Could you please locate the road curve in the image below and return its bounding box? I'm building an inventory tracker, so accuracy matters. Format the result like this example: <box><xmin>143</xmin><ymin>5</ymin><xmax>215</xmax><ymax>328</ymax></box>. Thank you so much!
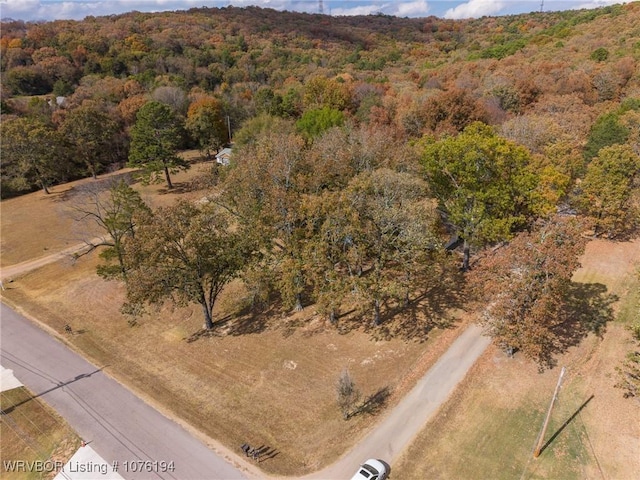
<box><xmin>0</xmin><ymin>302</ymin><xmax>249</xmax><ymax>480</ymax></box>
<box><xmin>306</xmin><ymin>324</ymin><xmax>492</xmax><ymax>480</ymax></box>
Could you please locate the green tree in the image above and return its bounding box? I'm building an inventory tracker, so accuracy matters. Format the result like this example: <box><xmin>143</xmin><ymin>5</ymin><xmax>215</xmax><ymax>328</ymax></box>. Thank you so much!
<box><xmin>590</xmin><ymin>47</ymin><xmax>609</xmax><ymax>62</ymax></box>
<box><xmin>577</xmin><ymin>144</ymin><xmax>640</xmax><ymax>237</ymax></box>
<box><xmin>186</xmin><ymin>96</ymin><xmax>228</xmax><ymax>159</ymax></box>
<box><xmin>296</xmin><ymin>107</ymin><xmax>344</xmax><ymax>139</ymax></box>
<box><xmin>583</xmin><ymin>112</ymin><xmax>629</xmax><ymax>162</ymax></box>
<box><xmin>0</xmin><ymin>117</ymin><xmax>66</xmax><ymax>195</ymax></box>
<box><xmin>3</xmin><ymin>66</ymin><xmax>52</xmax><ymax>95</ymax></box>
<box><xmin>254</xmin><ymin>87</ymin><xmax>284</xmax><ymax>117</ymax></box>
<box><xmin>60</xmin><ymin>103</ymin><xmax>120</xmax><ymax>180</ymax></box>
<box><xmin>128</xmin><ymin>101</ymin><xmax>189</xmax><ymax>189</ymax></box>
<box><xmin>421</xmin><ymin>122</ymin><xmax>539</xmax><ymax>270</ymax></box>
<box><xmin>124</xmin><ymin>201</ymin><xmax>250</xmax><ymax>330</ymax></box>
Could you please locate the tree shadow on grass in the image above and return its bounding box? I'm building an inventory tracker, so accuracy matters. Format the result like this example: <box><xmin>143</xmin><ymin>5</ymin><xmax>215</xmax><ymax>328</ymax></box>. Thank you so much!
<box><xmin>225</xmin><ymin>305</ymin><xmax>276</xmax><ymax>336</ymax></box>
<box><xmin>184</xmin><ymin>305</ymin><xmax>277</xmax><ymax>342</ymax></box>
<box><xmin>346</xmin><ymin>386</ymin><xmax>393</xmax><ymax>420</ymax></box>
<box><xmin>365</xmin><ymin>266</ymin><xmax>466</xmax><ymax>343</ymax></box>
<box><xmin>553</xmin><ymin>281</ymin><xmax>618</xmax><ymax>354</ymax></box>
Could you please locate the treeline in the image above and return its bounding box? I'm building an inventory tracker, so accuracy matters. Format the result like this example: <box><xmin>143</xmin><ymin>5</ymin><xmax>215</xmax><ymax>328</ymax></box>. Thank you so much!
<box><xmin>1</xmin><ymin>3</ymin><xmax>639</xmax><ymax>195</ymax></box>
<box><xmin>83</xmin><ymin>115</ymin><xmax>638</xmax><ymax>369</ymax></box>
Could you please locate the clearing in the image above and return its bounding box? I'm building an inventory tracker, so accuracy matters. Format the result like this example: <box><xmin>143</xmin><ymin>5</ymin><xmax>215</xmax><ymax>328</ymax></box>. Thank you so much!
<box><xmin>392</xmin><ymin>238</ymin><xmax>640</xmax><ymax>479</ymax></box>
<box><xmin>2</xmin><ymin>157</ymin><xmax>638</xmax><ymax>478</ymax></box>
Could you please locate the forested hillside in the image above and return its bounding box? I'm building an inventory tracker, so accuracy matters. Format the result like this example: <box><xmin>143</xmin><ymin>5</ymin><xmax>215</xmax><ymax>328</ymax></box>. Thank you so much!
<box><xmin>2</xmin><ymin>3</ymin><xmax>639</xmax><ymax>370</ymax></box>
<box><xmin>2</xmin><ymin>4</ymin><xmax>639</xmax><ymax>192</ymax></box>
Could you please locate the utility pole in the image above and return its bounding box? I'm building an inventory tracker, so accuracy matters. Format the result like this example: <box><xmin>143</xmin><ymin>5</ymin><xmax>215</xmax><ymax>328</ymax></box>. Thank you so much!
<box><xmin>226</xmin><ymin>115</ymin><xmax>232</xmax><ymax>144</ymax></box>
<box><xmin>533</xmin><ymin>366</ymin><xmax>566</xmax><ymax>458</ymax></box>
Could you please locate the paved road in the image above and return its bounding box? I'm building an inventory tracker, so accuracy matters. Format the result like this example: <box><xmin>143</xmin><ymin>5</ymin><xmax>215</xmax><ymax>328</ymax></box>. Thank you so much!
<box><xmin>1</xmin><ymin>240</ymin><xmax>492</xmax><ymax>480</ymax></box>
<box><xmin>306</xmin><ymin>324</ymin><xmax>492</xmax><ymax>480</ymax></box>
<box><xmin>0</xmin><ymin>302</ymin><xmax>249</xmax><ymax>480</ymax></box>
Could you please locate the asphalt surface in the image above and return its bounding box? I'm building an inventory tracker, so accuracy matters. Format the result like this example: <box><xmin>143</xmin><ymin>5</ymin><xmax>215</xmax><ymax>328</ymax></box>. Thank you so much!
<box><xmin>1</xmin><ymin>242</ymin><xmax>492</xmax><ymax>480</ymax></box>
<box><xmin>0</xmin><ymin>302</ymin><xmax>249</xmax><ymax>480</ymax></box>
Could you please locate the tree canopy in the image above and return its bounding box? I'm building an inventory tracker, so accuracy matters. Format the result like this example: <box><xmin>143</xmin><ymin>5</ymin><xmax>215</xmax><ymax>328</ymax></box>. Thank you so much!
<box><xmin>470</xmin><ymin>218</ymin><xmax>587</xmax><ymax>368</ymax></box>
<box><xmin>577</xmin><ymin>144</ymin><xmax>640</xmax><ymax>237</ymax></box>
<box><xmin>421</xmin><ymin>122</ymin><xmax>540</xmax><ymax>270</ymax></box>
<box><xmin>124</xmin><ymin>200</ymin><xmax>251</xmax><ymax>329</ymax></box>
<box><xmin>128</xmin><ymin>100</ymin><xmax>189</xmax><ymax>189</ymax></box>
<box><xmin>1</xmin><ymin>117</ymin><xmax>66</xmax><ymax>195</ymax></box>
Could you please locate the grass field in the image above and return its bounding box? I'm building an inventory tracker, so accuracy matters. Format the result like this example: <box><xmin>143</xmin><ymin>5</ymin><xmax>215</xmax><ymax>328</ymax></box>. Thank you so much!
<box><xmin>392</xmin><ymin>239</ymin><xmax>640</xmax><ymax>479</ymax></box>
<box><xmin>1</xmin><ymin>255</ymin><xmax>461</xmax><ymax>475</ymax></box>
<box><xmin>0</xmin><ymin>387</ymin><xmax>80</xmax><ymax>480</ymax></box>
<box><xmin>2</xmin><ymin>158</ymin><xmax>638</xmax><ymax>478</ymax></box>
<box><xmin>0</xmin><ymin>159</ymin><xmax>465</xmax><ymax>476</ymax></box>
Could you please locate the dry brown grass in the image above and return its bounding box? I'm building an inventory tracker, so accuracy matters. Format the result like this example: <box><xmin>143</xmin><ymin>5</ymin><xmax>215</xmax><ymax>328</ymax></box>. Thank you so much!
<box><xmin>0</xmin><ymin>387</ymin><xmax>81</xmax><ymax>480</ymax></box>
<box><xmin>0</xmin><ymin>152</ymin><xmax>214</xmax><ymax>267</ymax></box>
<box><xmin>392</xmin><ymin>238</ymin><xmax>640</xmax><ymax>480</ymax></box>
<box><xmin>1</xmin><ymin>255</ymin><xmax>454</xmax><ymax>475</ymax></box>
<box><xmin>0</xmin><ymin>161</ymin><xmax>460</xmax><ymax>476</ymax></box>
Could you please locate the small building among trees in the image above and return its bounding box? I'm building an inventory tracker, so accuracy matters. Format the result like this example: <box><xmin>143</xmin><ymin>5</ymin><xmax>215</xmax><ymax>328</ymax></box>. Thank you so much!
<box><xmin>215</xmin><ymin>147</ymin><xmax>233</xmax><ymax>166</ymax></box>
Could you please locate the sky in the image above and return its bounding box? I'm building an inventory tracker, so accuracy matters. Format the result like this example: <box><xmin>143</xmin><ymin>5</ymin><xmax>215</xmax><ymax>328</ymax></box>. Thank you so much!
<box><xmin>0</xmin><ymin>0</ymin><xmax>622</xmax><ymax>22</ymax></box>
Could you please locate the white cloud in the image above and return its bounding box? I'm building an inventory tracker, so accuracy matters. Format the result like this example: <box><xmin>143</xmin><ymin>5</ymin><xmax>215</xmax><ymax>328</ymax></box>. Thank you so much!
<box><xmin>392</xmin><ymin>0</ymin><xmax>430</xmax><ymax>17</ymax></box>
<box><xmin>0</xmin><ymin>0</ymin><xmax>217</xmax><ymax>21</ymax></box>
<box><xmin>0</xmin><ymin>0</ymin><xmax>619</xmax><ymax>22</ymax></box>
<box><xmin>572</xmin><ymin>0</ymin><xmax>619</xmax><ymax>9</ymax></box>
<box><xmin>444</xmin><ymin>0</ymin><xmax>506</xmax><ymax>19</ymax></box>
<box><xmin>331</xmin><ymin>3</ymin><xmax>382</xmax><ymax>16</ymax></box>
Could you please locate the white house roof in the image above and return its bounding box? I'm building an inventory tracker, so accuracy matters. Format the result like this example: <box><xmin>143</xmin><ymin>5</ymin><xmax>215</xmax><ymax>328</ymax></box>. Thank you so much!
<box><xmin>215</xmin><ymin>147</ymin><xmax>233</xmax><ymax>158</ymax></box>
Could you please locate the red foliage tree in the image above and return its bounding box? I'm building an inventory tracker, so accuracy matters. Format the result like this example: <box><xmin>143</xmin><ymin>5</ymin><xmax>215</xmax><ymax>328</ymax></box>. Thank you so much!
<box><xmin>470</xmin><ymin>218</ymin><xmax>587</xmax><ymax>368</ymax></box>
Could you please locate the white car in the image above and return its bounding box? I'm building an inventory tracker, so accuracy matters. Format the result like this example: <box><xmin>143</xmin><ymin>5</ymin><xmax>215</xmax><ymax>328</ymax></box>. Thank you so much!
<box><xmin>350</xmin><ymin>458</ymin><xmax>388</xmax><ymax>480</ymax></box>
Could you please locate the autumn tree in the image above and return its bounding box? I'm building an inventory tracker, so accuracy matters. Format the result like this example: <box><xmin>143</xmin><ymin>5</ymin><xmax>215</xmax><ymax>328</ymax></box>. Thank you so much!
<box><xmin>185</xmin><ymin>96</ymin><xmax>228</xmax><ymax>159</ymax></box>
<box><xmin>423</xmin><ymin>88</ymin><xmax>487</xmax><ymax>135</ymax></box>
<box><xmin>421</xmin><ymin>122</ymin><xmax>539</xmax><ymax>270</ymax></box>
<box><xmin>343</xmin><ymin>169</ymin><xmax>440</xmax><ymax>325</ymax></box>
<box><xmin>303</xmin><ymin>76</ymin><xmax>351</xmax><ymax>111</ymax></box>
<box><xmin>123</xmin><ymin>200</ymin><xmax>250</xmax><ymax>330</ymax></box>
<box><xmin>0</xmin><ymin>117</ymin><xmax>66</xmax><ymax>195</ymax></box>
<box><xmin>71</xmin><ymin>179</ymin><xmax>151</xmax><ymax>280</ymax></box>
<box><xmin>128</xmin><ymin>101</ymin><xmax>189</xmax><ymax>189</ymax></box>
<box><xmin>470</xmin><ymin>218</ymin><xmax>587</xmax><ymax>368</ymax></box>
<box><xmin>576</xmin><ymin>144</ymin><xmax>640</xmax><ymax>237</ymax></box>
<box><xmin>221</xmin><ymin>131</ymin><xmax>308</xmax><ymax>311</ymax></box>
<box><xmin>60</xmin><ymin>102</ymin><xmax>120</xmax><ymax>180</ymax></box>
<box><xmin>304</xmin><ymin>169</ymin><xmax>441</xmax><ymax>325</ymax></box>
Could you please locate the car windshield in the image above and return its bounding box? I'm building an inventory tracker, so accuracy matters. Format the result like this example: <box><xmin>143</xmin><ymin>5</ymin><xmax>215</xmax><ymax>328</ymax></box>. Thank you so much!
<box><xmin>360</xmin><ymin>464</ymin><xmax>379</xmax><ymax>477</ymax></box>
